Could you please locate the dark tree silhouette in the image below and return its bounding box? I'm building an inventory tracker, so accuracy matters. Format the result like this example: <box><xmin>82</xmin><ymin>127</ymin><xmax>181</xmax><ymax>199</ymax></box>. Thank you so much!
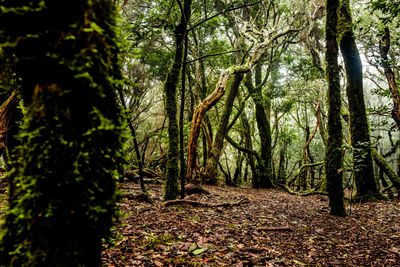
<box><xmin>0</xmin><ymin>0</ymin><xmax>124</xmax><ymax>265</ymax></box>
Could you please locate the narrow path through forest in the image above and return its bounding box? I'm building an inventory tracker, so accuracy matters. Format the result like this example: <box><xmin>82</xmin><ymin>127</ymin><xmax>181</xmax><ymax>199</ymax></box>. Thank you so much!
<box><xmin>101</xmin><ymin>182</ymin><xmax>400</xmax><ymax>266</ymax></box>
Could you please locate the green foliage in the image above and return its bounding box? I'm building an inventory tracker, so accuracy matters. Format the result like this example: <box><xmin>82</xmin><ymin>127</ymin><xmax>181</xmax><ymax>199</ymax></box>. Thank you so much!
<box><xmin>371</xmin><ymin>0</ymin><xmax>400</xmax><ymax>26</ymax></box>
<box><xmin>0</xmin><ymin>0</ymin><xmax>125</xmax><ymax>265</ymax></box>
<box><xmin>283</xmin><ymin>54</ymin><xmax>323</xmax><ymax>81</ymax></box>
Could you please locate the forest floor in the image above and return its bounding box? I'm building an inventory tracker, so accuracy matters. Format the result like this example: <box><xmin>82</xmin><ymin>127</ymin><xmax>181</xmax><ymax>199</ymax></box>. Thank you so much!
<box><xmin>0</xmin><ymin>179</ymin><xmax>399</xmax><ymax>266</ymax></box>
<box><xmin>102</xmin><ymin>181</ymin><xmax>400</xmax><ymax>266</ymax></box>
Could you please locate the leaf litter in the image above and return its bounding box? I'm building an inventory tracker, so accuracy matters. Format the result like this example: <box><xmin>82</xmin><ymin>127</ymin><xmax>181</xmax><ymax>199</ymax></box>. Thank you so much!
<box><xmin>101</xmin><ymin>183</ymin><xmax>400</xmax><ymax>266</ymax></box>
<box><xmin>1</xmin><ymin>179</ymin><xmax>398</xmax><ymax>266</ymax></box>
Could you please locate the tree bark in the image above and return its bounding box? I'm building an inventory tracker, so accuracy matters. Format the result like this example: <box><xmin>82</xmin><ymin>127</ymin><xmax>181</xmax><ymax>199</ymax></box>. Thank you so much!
<box><xmin>379</xmin><ymin>27</ymin><xmax>400</xmax><ymax>130</ymax></box>
<box><xmin>325</xmin><ymin>0</ymin><xmax>346</xmax><ymax>216</ymax></box>
<box><xmin>205</xmin><ymin>73</ymin><xmax>243</xmax><ymax>185</ymax></box>
<box><xmin>338</xmin><ymin>0</ymin><xmax>380</xmax><ymax>201</ymax></box>
<box><xmin>163</xmin><ymin>0</ymin><xmax>192</xmax><ymax>201</ymax></box>
<box><xmin>0</xmin><ymin>0</ymin><xmax>124</xmax><ymax>264</ymax></box>
<box><xmin>245</xmin><ymin>67</ymin><xmax>274</xmax><ymax>188</ymax></box>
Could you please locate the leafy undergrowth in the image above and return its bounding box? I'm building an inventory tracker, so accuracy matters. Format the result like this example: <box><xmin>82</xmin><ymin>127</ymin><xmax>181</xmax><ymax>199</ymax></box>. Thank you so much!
<box><xmin>102</xmin><ymin>182</ymin><xmax>400</xmax><ymax>266</ymax></box>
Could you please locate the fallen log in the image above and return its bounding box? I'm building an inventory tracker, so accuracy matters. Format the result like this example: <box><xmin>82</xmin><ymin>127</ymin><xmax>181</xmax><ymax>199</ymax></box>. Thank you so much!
<box><xmin>163</xmin><ymin>197</ymin><xmax>249</xmax><ymax>207</ymax></box>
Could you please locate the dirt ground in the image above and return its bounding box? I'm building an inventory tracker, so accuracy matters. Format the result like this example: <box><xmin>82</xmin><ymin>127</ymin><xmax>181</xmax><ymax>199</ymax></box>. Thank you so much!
<box><xmin>101</xmin><ymin>182</ymin><xmax>400</xmax><ymax>266</ymax></box>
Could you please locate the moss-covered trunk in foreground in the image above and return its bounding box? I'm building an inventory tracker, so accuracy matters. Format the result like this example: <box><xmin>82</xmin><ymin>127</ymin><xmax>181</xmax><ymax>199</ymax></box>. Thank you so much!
<box><xmin>163</xmin><ymin>0</ymin><xmax>192</xmax><ymax>200</ymax></box>
<box><xmin>0</xmin><ymin>0</ymin><xmax>124</xmax><ymax>265</ymax></box>
<box><xmin>338</xmin><ymin>0</ymin><xmax>381</xmax><ymax>201</ymax></box>
<box><xmin>324</xmin><ymin>0</ymin><xmax>346</xmax><ymax>216</ymax></box>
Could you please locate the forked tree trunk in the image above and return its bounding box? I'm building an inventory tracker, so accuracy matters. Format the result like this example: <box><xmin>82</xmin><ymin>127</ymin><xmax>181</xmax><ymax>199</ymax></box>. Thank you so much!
<box><xmin>205</xmin><ymin>73</ymin><xmax>243</xmax><ymax>185</ymax></box>
<box><xmin>186</xmin><ymin>71</ymin><xmax>232</xmax><ymax>183</ymax></box>
<box><xmin>186</xmin><ymin>28</ymin><xmax>297</xmax><ymax>183</ymax></box>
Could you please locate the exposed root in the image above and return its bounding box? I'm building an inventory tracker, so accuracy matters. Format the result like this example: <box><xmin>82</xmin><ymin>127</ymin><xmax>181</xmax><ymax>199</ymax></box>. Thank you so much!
<box><xmin>163</xmin><ymin>197</ymin><xmax>249</xmax><ymax>207</ymax></box>
<box><xmin>277</xmin><ymin>183</ymin><xmax>327</xmax><ymax>197</ymax></box>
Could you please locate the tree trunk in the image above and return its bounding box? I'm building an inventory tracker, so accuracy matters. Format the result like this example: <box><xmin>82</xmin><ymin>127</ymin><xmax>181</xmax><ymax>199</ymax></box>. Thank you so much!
<box><xmin>185</xmin><ymin>25</ymin><xmax>296</xmax><ymax>184</ymax></box>
<box><xmin>379</xmin><ymin>27</ymin><xmax>400</xmax><ymax>130</ymax></box>
<box><xmin>117</xmin><ymin>89</ymin><xmax>148</xmax><ymax>194</ymax></box>
<box><xmin>186</xmin><ymin>71</ymin><xmax>232</xmax><ymax>184</ymax></box>
<box><xmin>163</xmin><ymin>0</ymin><xmax>192</xmax><ymax>201</ymax></box>
<box><xmin>205</xmin><ymin>73</ymin><xmax>243</xmax><ymax>185</ymax></box>
<box><xmin>278</xmin><ymin>144</ymin><xmax>287</xmax><ymax>184</ymax></box>
<box><xmin>241</xmin><ymin>112</ymin><xmax>258</xmax><ymax>185</ymax></box>
<box><xmin>325</xmin><ymin>0</ymin><xmax>346</xmax><ymax>216</ymax></box>
<box><xmin>245</xmin><ymin>68</ymin><xmax>274</xmax><ymax>188</ymax></box>
<box><xmin>0</xmin><ymin>0</ymin><xmax>124</xmax><ymax>264</ymax></box>
<box><xmin>338</xmin><ymin>0</ymin><xmax>380</xmax><ymax>201</ymax></box>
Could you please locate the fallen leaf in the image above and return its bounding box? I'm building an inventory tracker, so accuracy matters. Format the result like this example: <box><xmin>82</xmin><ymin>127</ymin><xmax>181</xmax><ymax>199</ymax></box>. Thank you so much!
<box><xmin>191</xmin><ymin>247</ymin><xmax>208</xmax><ymax>255</ymax></box>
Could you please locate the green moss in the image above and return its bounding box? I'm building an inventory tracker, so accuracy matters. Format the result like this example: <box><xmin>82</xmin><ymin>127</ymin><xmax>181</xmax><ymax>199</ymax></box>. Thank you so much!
<box><xmin>325</xmin><ymin>0</ymin><xmax>346</xmax><ymax>217</ymax></box>
<box><xmin>163</xmin><ymin>0</ymin><xmax>192</xmax><ymax>201</ymax></box>
<box><xmin>0</xmin><ymin>0</ymin><xmax>125</xmax><ymax>265</ymax></box>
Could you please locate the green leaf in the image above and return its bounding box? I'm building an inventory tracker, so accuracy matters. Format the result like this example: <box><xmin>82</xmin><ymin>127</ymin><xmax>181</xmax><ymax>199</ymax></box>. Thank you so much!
<box><xmin>192</xmin><ymin>247</ymin><xmax>208</xmax><ymax>255</ymax></box>
<box><xmin>188</xmin><ymin>242</ymin><xmax>197</xmax><ymax>252</ymax></box>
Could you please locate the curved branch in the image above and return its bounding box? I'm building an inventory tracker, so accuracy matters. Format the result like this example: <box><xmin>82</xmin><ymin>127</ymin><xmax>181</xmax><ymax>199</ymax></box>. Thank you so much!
<box><xmin>188</xmin><ymin>0</ymin><xmax>265</xmax><ymax>31</ymax></box>
<box><xmin>225</xmin><ymin>134</ymin><xmax>261</xmax><ymax>162</ymax></box>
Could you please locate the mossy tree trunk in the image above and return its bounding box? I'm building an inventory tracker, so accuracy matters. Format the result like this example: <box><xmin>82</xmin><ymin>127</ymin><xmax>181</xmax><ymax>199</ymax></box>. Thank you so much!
<box><xmin>245</xmin><ymin>67</ymin><xmax>274</xmax><ymax>188</ymax></box>
<box><xmin>278</xmin><ymin>144</ymin><xmax>287</xmax><ymax>184</ymax></box>
<box><xmin>338</xmin><ymin>0</ymin><xmax>380</xmax><ymax>201</ymax></box>
<box><xmin>240</xmin><ymin>112</ymin><xmax>258</xmax><ymax>185</ymax></box>
<box><xmin>205</xmin><ymin>73</ymin><xmax>243</xmax><ymax>185</ymax></box>
<box><xmin>0</xmin><ymin>0</ymin><xmax>124</xmax><ymax>265</ymax></box>
<box><xmin>163</xmin><ymin>0</ymin><xmax>192</xmax><ymax>201</ymax></box>
<box><xmin>325</xmin><ymin>0</ymin><xmax>346</xmax><ymax>216</ymax></box>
